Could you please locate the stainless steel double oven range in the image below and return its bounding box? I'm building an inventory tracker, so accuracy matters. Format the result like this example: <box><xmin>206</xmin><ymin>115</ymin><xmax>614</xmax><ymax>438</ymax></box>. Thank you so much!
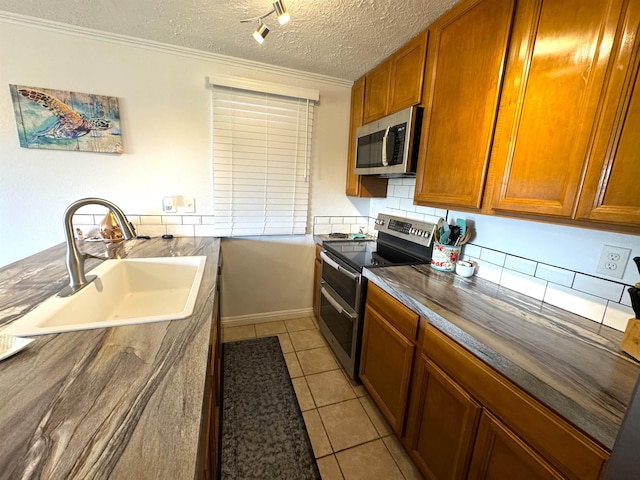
<box><xmin>318</xmin><ymin>213</ymin><xmax>438</xmax><ymax>381</ymax></box>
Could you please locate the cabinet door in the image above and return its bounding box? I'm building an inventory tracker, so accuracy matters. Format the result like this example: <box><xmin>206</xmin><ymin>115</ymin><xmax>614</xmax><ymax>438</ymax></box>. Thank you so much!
<box><xmin>576</xmin><ymin>0</ymin><xmax>640</xmax><ymax>226</ymax></box>
<box><xmin>408</xmin><ymin>355</ymin><xmax>481</xmax><ymax>480</ymax></box>
<box><xmin>345</xmin><ymin>77</ymin><xmax>388</xmax><ymax>197</ymax></box>
<box><xmin>468</xmin><ymin>412</ymin><xmax>564</xmax><ymax>480</ymax></box>
<box><xmin>363</xmin><ymin>60</ymin><xmax>391</xmax><ymax>124</ymax></box>
<box><xmin>388</xmin><ymin>30</ymin><xmax>428</xmax><ymax>113</ymax></box>
<box><xmin>360</xmin><ymin>305</ymin><xmax>415</xmax><ymax>434</ymax></box>
<box><xmin>488</xmin><ymin>0</ymin><xmax>626</xmax><ymax>218</ymax></box>
<box><xmin>414</xmin><ymin>0</ymin><xmax>516</xmax><ymax>209</ymax></box>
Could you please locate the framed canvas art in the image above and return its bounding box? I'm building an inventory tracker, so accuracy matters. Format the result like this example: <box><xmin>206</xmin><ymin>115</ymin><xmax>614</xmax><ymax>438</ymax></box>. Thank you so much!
<box><xmin>9</xmin><ymin>85</ymin><xmax>123</xmax><ymax>154</ymax></box>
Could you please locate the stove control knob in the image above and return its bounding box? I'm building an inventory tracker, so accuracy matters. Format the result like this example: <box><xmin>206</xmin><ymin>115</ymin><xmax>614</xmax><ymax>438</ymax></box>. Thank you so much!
<box><xmin>375</xmin><ymin>219</ymin><xmax>385</xmax><ymax>225</ymax></box>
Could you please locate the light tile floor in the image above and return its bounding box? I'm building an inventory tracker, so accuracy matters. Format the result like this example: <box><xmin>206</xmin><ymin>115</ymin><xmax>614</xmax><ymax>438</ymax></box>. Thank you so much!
<box><xmin>222</xmin><ymin>317</ymin><xmax>424</xmax><ymax>480</ymax></box>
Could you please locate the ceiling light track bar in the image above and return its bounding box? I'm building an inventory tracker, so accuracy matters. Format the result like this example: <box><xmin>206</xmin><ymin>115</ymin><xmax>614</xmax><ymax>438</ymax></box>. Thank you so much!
<box><xmin>239</xmin><ymin>10</ymin><xmax>276</xmax><ymax>24</ymax></box>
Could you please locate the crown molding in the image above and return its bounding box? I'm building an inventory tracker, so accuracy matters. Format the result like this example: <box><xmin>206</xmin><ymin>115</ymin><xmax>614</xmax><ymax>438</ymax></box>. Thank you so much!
<box><xmin>0</xmin><ymin>11</ymin><xmax>353</xmax><ymax>88</ymax></box>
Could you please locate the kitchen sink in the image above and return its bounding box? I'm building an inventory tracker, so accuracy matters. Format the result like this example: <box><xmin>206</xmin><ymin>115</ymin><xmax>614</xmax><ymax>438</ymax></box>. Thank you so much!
<box><xmin>3</xmin><ymin>256</ymin><xmax>207</xmax><ymax>336</ymax></box>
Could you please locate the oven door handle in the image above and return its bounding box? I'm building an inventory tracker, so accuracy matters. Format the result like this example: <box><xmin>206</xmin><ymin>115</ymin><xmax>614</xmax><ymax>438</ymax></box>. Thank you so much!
<box><xmin>321</xmin><ymin>287</ymin><xmax>357</xmax><ymax>320</ymax></box>
<box><xmin>320</xmin><ymin>251</ymin><xmax>360</xmax><ymax>281</ymax></box>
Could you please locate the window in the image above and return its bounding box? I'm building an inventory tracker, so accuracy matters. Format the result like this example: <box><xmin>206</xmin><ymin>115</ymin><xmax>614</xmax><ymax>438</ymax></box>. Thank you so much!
<box><xmin>209</xmin><ymin>77</ymin><xmax>318</xmax><ymax>236</ymax></box>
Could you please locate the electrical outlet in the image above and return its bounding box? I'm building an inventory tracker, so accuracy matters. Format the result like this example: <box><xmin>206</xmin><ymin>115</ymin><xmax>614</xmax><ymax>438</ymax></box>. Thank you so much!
<box><xmin>162</xmin><ymin>196</ymin><xmax>176</xmax><ymax>213</ymax></box>
<box><xmin>596</xmin><ymin>245</ymin><xmax>631</xmax><ymax>279</ymax></box>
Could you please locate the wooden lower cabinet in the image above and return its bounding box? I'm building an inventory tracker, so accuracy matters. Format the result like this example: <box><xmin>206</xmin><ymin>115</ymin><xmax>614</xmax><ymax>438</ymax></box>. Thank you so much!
<box><xmin>359</xmin><ymin>284</ymin><xmax>609</xmax><ymax>480</ymax></box>
<box><xmin>360</xmin><ymin>305</ymin><xmax>415</xmax><ymax>433</ymax></box>
<box><xmin>407</xmin><ymin>355</ymin><xmax>481</xmax><ymax>479</ymax></box>
<box><xmin>360</xmin><ymin>282</ymin><xmax>419</xmax><ymax>434</ymax></box>
<box><xmin>468</xmin><ymin>412</ymin><xmax>564</xmax><ymax>479</ymax></box>
<box><xmin>421</xmin><ymin>324</ymin><xmax>609</xmax><ymax>480</ymax></box>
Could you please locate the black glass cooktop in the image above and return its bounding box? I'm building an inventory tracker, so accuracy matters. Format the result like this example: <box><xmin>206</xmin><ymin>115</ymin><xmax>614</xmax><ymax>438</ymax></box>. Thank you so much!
<box><xmin>322</xmin><ymin>238</ymin><xmax>428</xmax><ymax>272</ymax></box>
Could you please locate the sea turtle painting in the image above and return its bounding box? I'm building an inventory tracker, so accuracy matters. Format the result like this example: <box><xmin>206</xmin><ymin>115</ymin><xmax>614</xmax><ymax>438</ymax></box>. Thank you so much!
<box><xmin>9</xmin><ymin>85</ymin><xmax>123</xmax><ymax>153</ymax></box>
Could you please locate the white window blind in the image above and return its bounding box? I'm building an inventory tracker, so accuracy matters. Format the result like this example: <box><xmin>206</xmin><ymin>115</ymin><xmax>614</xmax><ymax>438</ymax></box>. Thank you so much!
<box><xmin>211</xmin><ymin>85</ymin><xmax>315</xmax><ymax>236</ymax></box>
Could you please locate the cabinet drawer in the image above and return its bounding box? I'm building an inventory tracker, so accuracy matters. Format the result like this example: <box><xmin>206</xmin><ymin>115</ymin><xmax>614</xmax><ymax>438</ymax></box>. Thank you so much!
<box><xmin>424</xmin><ymin>324</ymin><xmax>608</xmax><ymax>480</ymax></box>
<box><xmin>367</xmin><ymin>282</ymin><xmax>419</xmax><ymax>340</ymax></box>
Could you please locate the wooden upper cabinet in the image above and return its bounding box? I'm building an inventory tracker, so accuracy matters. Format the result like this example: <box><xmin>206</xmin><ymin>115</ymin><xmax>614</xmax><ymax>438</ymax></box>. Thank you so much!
<box><xmin>345</xmin><ymin>77</ymin><xmax>387</xmax><ymax>197</ymax></box>
<box><xmin>363</xmin><ymin>61</ymin><xmax>392</xmax><ymax>124</ymax></box>
<box><xmin>576</xmin><ymin>0</ymin><xmax>640</xmax><ymax>227</ymax></box>
<box><xmin>487</xmin><ymin>0</ymin><xmax>626</xmax><ymax>218</ymax></box>
<box><xmin>363</xmin><ymin>30</ymin><xmax>428</xmax><ymax>124</ymax></box>
<box><xmin>414</xmin><ymin>0</ymin><xmax>517</xmax><ymax>209</ymax></box>
<box><xmin>388</xmin><ymin>31</ymin><xmax>428</xmax><ymax>113</ymax></box>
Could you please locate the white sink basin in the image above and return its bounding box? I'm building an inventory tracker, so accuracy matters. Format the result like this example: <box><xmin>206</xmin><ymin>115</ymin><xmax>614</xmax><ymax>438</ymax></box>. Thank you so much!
<box><xmin>3</xmin><ymin>256</ymin><xmax>207</xmax><ymax>336</ymax></box>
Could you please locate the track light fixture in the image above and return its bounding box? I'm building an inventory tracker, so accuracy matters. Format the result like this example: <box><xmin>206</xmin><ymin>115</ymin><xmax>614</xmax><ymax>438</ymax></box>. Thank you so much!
<box><xmin>253</xmin><ymin>21</ymin><xmax>269</xmax><ymax>44</ymax></box>
<box><xmin>241</xmin><ymin>1</ymin><xmax>290</xmax><ymax>44</ymax></box>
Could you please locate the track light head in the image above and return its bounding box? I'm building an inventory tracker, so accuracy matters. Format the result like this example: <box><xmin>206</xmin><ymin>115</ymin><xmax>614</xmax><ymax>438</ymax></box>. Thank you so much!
<box><xmin>253</xmin><ymin>22</ymin><xmax>269</xmax><ymax>44</ymax></box>
<box><xmin>273</xmin><ymin>0</ymin><xmax>290</xmax><ymax>25</ymax></box>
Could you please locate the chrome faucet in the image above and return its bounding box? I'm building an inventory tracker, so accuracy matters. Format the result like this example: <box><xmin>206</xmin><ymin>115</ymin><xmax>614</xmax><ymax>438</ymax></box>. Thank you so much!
<box><xmin>60</xmin><ymin>198</ymin><xmax>136</xmax><ymax>297</ymax></box>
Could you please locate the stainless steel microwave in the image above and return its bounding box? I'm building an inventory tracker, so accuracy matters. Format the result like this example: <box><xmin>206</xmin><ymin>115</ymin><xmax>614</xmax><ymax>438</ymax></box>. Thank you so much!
<box><xmin>354</xmin><ymin>106</ymin><xmax>423</xmax><ymax>176</ymax></box>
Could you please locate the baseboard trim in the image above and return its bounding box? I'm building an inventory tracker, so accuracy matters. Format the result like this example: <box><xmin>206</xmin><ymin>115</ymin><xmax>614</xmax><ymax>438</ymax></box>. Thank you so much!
<box><xmin>222</xmin><ymin>308</ymin><xmax>314</xmax><ymax>327</ymax></box>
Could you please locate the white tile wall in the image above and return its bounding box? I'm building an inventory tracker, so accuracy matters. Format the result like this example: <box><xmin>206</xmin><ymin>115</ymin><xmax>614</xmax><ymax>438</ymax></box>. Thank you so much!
<box><xmin>504</xmin><ymin>255</ymin><xmax>537</xmax><ymax>276</ymax></box>
<box><xmin>72</xmin><ymin>214</ymin><xmax>216</xmax><ymax>239</ymax></box>
<box><xmin>500</xmin><ymin>269</ymin><xmax>547</xmax><ymax>301</ymax></box>
<box><xmin>544</xmin><ymin>283</ymin><xmax>608</xmax><ymax>323</ymax></box>
<box><xmin>312</xmin><ymin>216</ymin><xmax>376</xmax><ymax>237</ymax></box>
<box><xmin>535</xmin><ymin>264</ymin><xmax>575</xmax><ymax>287</ymax></box>
<box><xmin>474</xmin><ymin>258</ymin><xmax>503</xmax><ymax>284</ymax></box>
<box><xmin>372</xmin><ymin>178</ymin><xmax>635</xmax><ymax>333</ymax></box>
<box><xmin>603</xmin><ymin>302</ymin><xmax>635</xmax><ymax>331</ymax></box>
<box><xmin>480</xmin><ymin>249</ymin><xmax>506</xmax><ymax>267</ymax></box>
<box><xmin>572</xmin><ymin>274</ymin><xmax>624</xmax><ymax>302</ymax></box>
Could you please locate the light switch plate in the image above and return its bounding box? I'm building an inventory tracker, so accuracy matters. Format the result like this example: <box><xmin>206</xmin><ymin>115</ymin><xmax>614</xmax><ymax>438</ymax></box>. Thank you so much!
<box><xmin>183</xmin><ymin>197</ymin><xmax>196</xmax><ymax>213</ymax></box>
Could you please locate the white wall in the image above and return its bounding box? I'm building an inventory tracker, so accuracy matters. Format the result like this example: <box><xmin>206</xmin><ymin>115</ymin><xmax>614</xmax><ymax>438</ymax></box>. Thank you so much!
<box><xmin>0</xmin><ymin>14</ymin><xmax>373</xmax><ymax>320</ymax></box>
<box><xmin>0</xmin><ymin>15</ymin><xmax>370</xmax><ymax>266</ymax></box>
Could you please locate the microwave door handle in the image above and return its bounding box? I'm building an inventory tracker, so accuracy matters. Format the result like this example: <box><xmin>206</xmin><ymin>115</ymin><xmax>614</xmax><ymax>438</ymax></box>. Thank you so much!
<box><xmin>381</xmin><ymin>126</ymin><xmax>391</xmax><ymax>166</ymax></box>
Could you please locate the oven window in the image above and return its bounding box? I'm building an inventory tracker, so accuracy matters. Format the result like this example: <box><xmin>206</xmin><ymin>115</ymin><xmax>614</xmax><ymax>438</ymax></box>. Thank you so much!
<box><xmin>320</xmin><ymin>294</ymin><xmax>355</xmax><ymax>357</ymax></box>
<box><xmin>322</xmin><ymin>262</ymin><xmax>358</xmax><ymax>307</ymax></box>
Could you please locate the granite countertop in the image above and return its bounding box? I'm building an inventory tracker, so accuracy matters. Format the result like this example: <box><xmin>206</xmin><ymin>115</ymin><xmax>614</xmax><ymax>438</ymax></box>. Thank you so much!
<box><xmin>362</xmin><ymin>264</ymin><xmax>640</xmax><ymax>451</ymax></box>
<box><xmin>0</xmin><ymin>237</ymin><xmax>221</xmax><ymax>479</ymax></box>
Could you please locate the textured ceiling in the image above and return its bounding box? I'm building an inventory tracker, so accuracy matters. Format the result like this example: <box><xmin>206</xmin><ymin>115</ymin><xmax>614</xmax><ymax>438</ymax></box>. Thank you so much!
<box><xmin>0</xmin><ymin>0</ymin><xmax>460</xmax><ymax>81</ymax></box>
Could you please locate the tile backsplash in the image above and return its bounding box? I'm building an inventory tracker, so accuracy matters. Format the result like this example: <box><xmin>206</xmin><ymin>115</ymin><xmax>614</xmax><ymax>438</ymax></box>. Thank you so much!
<box><xmin>369</xmin><ymin>177</ymin><xmax>637</xmax><ymax>333</ymax></box>
<box><xmin>312</xmin><ymin>216</ymin><xmax>377</xmax><ymax>236</ymax></box>
<box><xmin>72</xmin><ymin>214</ymin><xmax>216</xmax><ymax>238</ymax></box>
<box><xmin>462</xmin><ymin>243</ymin><xmax>634</xmax><ymax>331</ymax></box>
